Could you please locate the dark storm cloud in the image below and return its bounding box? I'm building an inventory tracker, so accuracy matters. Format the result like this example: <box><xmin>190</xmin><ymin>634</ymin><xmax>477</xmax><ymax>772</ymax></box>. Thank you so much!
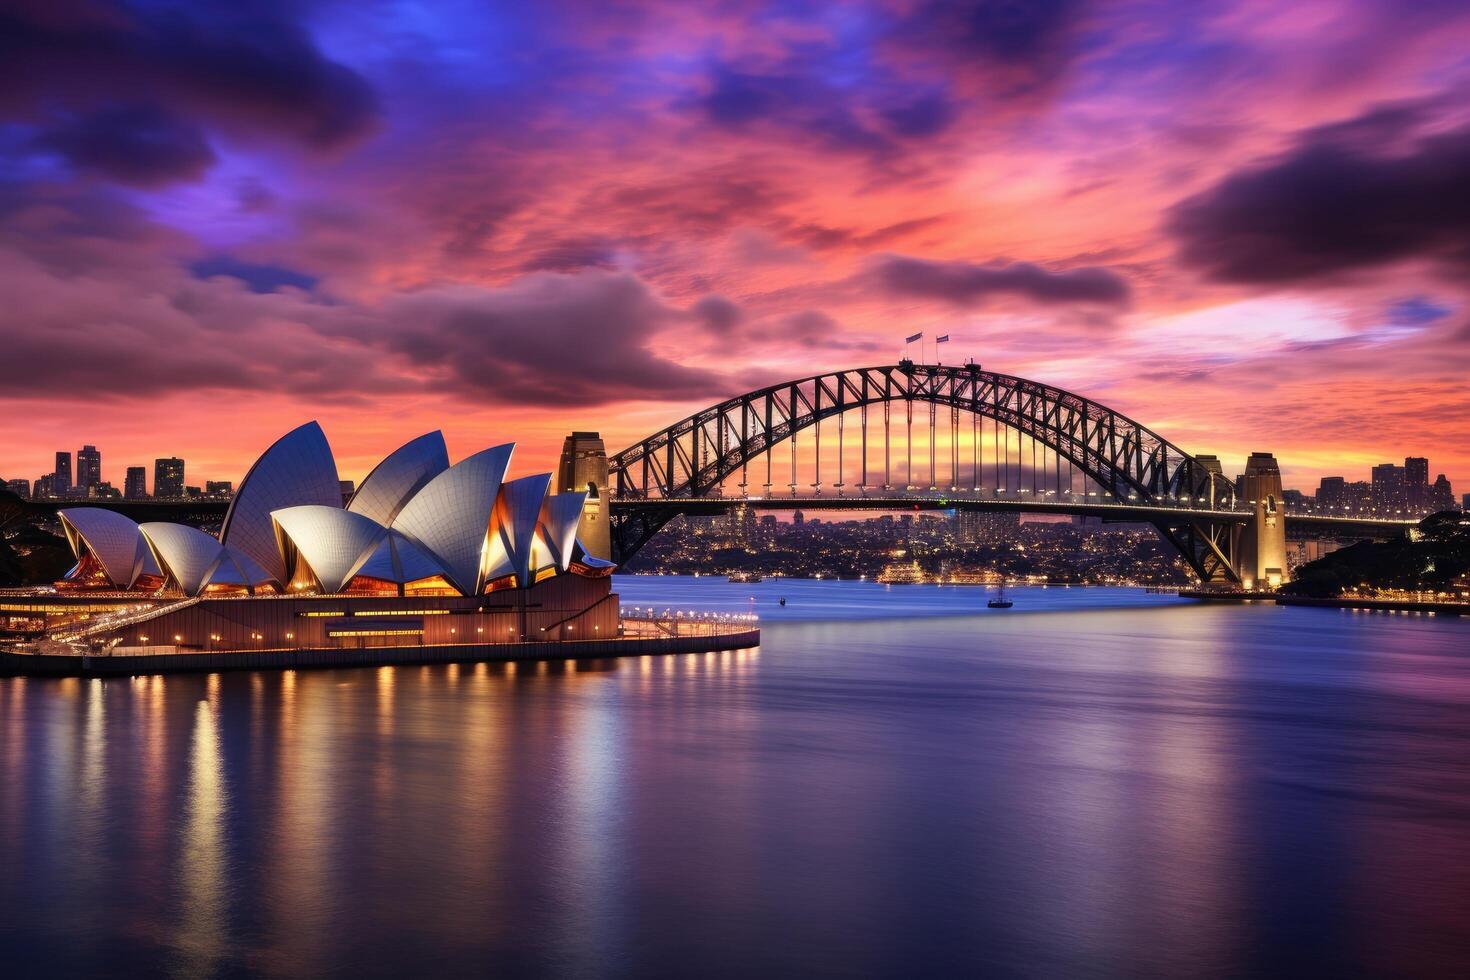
<box><xmin>0</xmin><ymin>1</ymin><xmax>378</xmax><ymax>183</ymax></box>
<box><xmin>191</xmin><ymin>255</ymin><xmax>319</xmax><ymax>294</ymax></box>
<box><xmin>890</xmin><ymin>0</ymin><xmax>1090</xmax><ymax>99</ymax></box>
<box><xmin>905</xmin><ymin>0</ymin><xmax>1088</xmax><ymax>62</ymax></box>
<box><xmin>699</xmin><ymin>65</ymin><xmax>897</xmax><ymax>155</ymax></box>
<box><xmin>692</xmin><ymin>295</ymin><xmax>744</xmax><ymax>334</ymax></box>
<box><xmin>381</xmin><ymin>271</ymin><xmax>728</xmax><ymax>406</ymax></box>
<box><xmin>871</xmin><ymin>255</ymin><xmax>1131</xmax><ymax>307</ymax></box>
<box><xmin>1168</xmin><ymin>99</ymin><xmax>1470</xmax><ymax>284</ymax></box>
<box><xmin>35</xmin><ymin>104</ymin><xmax>215</xmax><ymax>187</ymax></box>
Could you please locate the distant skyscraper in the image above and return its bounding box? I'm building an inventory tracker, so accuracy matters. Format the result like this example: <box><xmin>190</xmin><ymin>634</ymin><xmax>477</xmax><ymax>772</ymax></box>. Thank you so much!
<box><xmin>1430</xmin><ymin>474</ymin><xmax>1454</xmax><ymax>513</ymax></box>
<box><xmin>1463</xmin><ymin>492</ymin><xmax>1470</xmax><ymax>512</ymax></box>
<box><xmin>34</xmin><ymin>474</ymin><xmax>55</xmax><ymax>499</ymax></box>
<box><xmin>124</xmin><ymin>466</ymin><xmax>147</xmax><ymax>500</ymax></box>
<box><xmin>205</xmin><ymin>480</ymin><xmax>233</xmax><ymax>498</ymax></box>
<box><xmin>76</xmin><ymin>445</ymin><xmax>101</xmax><ymax>490</ymax></box>
<box><xmin>1371</xmin><ymin>463</ymin><xmax>1406</xmax><ymax>515</ymax></box>
<box><xmin>5</xmin><ymin>478</ymin><xmax>30</xmax><ymax>499</ymax></box>
<box><xmin>154</xmin><ymin>457</ymin><xmax>185</xmax><ymax>499</ymax></box>
<box><xmin>339</xmin><ymin>479</ymin><xmax>356</xmax><ymax>503</ymax></box>
<box><xmin>1404</xmin><ymin>457</ymin><xmax>1430</xmax><ymax>511</ymax></box>
<box><xmin>1317</xmin><ymin>476</ymin><xmax>1346</xmax><ymax>511</ymax></box>
<box><xmin>54</xmin><ymin>451</ymin><xmax>72</xmax><ymax>492</ymax></box>
<box><xmin>792</xmin><ymin>509</ymin><xmax>805</xmax><ymax>526</ymax></box>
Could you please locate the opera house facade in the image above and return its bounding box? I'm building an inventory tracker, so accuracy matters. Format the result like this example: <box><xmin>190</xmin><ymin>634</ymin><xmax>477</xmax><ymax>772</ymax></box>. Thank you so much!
<box><xmin>1</xmin><ymin>423</ymin><xmax>756</xmax><ymax>675</ymax></box>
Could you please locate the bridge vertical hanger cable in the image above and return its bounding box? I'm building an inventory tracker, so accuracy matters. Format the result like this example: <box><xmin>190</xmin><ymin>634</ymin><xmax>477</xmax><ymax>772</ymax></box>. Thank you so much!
<box><xmin>836</xmin><ymin>412</ymin><xmax>844</xmax><ymax>495</ymax></box>
<box><xmin>884</xmin><ymin>401</ymin><xmax>891</xmax><ymax>490</ymax></box>
<box><xmin>1032</xmin><ymin>434</ymin><xmax>1038</xmax><ymax>497</ymax></box>
<box><xmin>928</xmin><ymin>401</ymin><xmax>937</xmax><ymax>490</ymax></box>
<box><xmin>993</xmin><ymin>415</ymin><xmax>1000</xmax><ymax>494</ymax></box>
<box><xmin>813</xmin><ymin>414</ymin><xmax>821</xmax><ymax>494</ymax></box>
<box><xmin>950</xmin><ymin>405</ymin><xmax>959</xmax><ymax>490</ymax></box>
<box><xmin>906</xmin><ymin>400</ymin><xmax>913</xmax><ymax>490</ymax></box>
<box><xmin>971</xmin><ymin>410</ymin><xmax>978</xmax><ymax>490</ymax></box>
<box><xmin>861</xmin><ymin>403</ymin><xmax>868</xmax><ymax>492</ymax></box>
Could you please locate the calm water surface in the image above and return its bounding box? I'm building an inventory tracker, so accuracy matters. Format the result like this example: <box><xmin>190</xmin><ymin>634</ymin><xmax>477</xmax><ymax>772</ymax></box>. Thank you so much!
<box><xmin>3</xmin><ymin>578</ymin><xmax>1470</xmax><ymax>978</ymax></box>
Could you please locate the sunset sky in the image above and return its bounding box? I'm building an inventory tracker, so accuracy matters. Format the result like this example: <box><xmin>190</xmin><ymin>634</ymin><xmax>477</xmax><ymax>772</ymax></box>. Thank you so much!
<box><xmin>3</xmin><ymin>0</ymin><xmax>1469</xmax><ymax>492</ymax></box>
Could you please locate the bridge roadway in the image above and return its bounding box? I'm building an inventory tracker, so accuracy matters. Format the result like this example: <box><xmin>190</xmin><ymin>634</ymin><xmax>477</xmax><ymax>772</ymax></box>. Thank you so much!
<box><xmin>19</xmin><ymin>494</ymin><xmax>1413</xmax><ymax>541</ymax></box>
<box><xmin>608</xmin><ymin>494</ymin><xmax>1415</xmax><ymax>540</ymax></box>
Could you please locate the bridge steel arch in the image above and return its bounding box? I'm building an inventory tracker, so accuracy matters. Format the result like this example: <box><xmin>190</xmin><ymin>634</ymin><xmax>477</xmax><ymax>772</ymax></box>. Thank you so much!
<box><xmin>607</xmin><ymin>363</ymin><xmax>1242</xmax><ymax>581</ymax></box>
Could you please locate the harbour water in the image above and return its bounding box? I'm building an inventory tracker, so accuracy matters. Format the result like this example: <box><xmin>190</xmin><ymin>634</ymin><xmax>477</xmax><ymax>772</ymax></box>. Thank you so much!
<box><xmin>3</xmin><ymin>577</ymin><xmax>1469</xmax><ymax>976</ymax></box>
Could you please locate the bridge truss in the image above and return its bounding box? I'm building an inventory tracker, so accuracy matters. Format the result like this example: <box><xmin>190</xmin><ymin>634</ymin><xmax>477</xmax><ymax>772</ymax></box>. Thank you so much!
<box><xmin>608</xmin><ymin>363</ymin><xmax>1243</xmax><ymax>581</ymax></box>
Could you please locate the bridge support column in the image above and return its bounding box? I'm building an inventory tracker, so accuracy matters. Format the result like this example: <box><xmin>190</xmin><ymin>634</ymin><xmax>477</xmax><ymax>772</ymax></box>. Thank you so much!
<box><xmin>1233</xmin><ymin>452</ymin><xmax>1288</xmax><ymax>589</ymax></box>
<box><xmin>558</xmin><ymin>431</ymin><xmax>611</xmax><ymax>561</ymax></box>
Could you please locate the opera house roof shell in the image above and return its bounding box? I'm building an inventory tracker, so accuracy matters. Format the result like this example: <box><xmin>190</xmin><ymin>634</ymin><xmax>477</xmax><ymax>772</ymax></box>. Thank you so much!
<box><xmin>58</xmin><ymin>423</ymin><xmax>609</xmax><ymax>599</ymax></box>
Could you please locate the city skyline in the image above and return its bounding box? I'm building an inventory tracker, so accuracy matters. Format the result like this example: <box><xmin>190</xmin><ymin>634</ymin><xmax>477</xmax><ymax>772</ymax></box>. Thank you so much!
<box><xmin>1</xmin><ymin>2</ymin><xmax>1468</xmax><ymax>488</ymax></box>
<box><xmin>8</xmin><ymin>434</ymin><xmax>1457</xmax><ymax>522</ymax></box>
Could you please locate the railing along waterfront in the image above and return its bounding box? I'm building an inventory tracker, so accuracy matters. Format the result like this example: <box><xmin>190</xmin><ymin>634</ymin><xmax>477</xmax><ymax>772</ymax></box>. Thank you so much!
<box><xmin>618</xmin><ymin>608</ymin><xmax>759</xmax><ymax>639</ymax></box>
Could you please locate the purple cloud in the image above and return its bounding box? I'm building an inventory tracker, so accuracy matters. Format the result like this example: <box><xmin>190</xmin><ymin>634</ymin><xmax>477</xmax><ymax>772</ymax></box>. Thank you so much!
<box><xmin>870</xmin><ymin>255</ymin><xmax>1131</xmax><ymax>307</ymax></box>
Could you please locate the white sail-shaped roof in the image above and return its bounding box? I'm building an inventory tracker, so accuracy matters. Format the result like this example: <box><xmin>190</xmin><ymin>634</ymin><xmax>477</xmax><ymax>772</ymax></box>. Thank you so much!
<box><xmin>353</xmin><ymin>530</ymin><xmax>447</xmax><ymax>586</ymax></box>
<box><xmin>272</xmin><ymin>505</ymin><xmax>388</xmax><ymax>594</ymax></box>
<box><xmin>140</xmin><ymin>522</ymin><xmax>227</xmax><ymax>596</ymax></box>
<box><xmin>204</xmin><ymin>552</ymin><xmax>248</xmax><ymax>587</ymax></box>
<box><xmin>348</xmin><ymin>431</ymin><xmax>450</xmax><ymax>527</ymax></box>
<box><xmin>391</xmin><ymin>443</ymin><xmax>513</xmax><ymax>596</ymax></box>
<box><xmin>485</xmin><ymin>474</ymin><xmax>551</xmax><ymax>588</ymax></box>
<box><xmin>539</xmin><ymin>492</ymin><xmax>586</xmax><ymax>572</ymax></box>
<box><xmin>58</xmin><ymin>508</ymin><xmax>148</xmax><ymax>587</ymax></box>
<box><xmin>221</xmin><ymin>421</ymin><xmax>341</xmax><ymax>585</ymax></box>
<box><xmin>221</xmin><ymin>546</ymin><xmax>276</xmax><ymax>590</ymax></box>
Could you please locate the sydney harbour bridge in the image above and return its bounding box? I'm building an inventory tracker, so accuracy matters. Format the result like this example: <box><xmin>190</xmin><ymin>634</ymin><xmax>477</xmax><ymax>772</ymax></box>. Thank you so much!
<box><xmin>25</xmin><ymin>362</ymin><xmax>1413</xmax><ymax>586</ymax></box>
<box><xmin>585</xmin><ymin>362</ymin><xmax>1411</xmax><ymax>586</ymax></box>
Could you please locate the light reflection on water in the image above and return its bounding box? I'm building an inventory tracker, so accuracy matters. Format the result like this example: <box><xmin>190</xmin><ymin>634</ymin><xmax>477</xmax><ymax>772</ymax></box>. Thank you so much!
<box><xmin>0</xmin><ymin>581</ymin><xmax>1468</xmax><ymax>976</ymax></box>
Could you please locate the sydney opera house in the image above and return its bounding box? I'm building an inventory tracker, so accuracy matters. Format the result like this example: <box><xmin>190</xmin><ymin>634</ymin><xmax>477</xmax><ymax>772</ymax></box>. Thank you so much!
<box><xmin>1</xmin><ymin>423</ymin><xmax>755</xmax><ymax>674</ymax></box>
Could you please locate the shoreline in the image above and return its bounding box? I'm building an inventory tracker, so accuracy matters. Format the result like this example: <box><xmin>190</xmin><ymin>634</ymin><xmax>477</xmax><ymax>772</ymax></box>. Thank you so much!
<box><xmin>1179</xmin><ymin>589</ymin><xmax>1467</xmax><ymax>616</ymax></box>
<box><xmin>0</xmin><ymin>628</ymin><xmax>761</xmax><ymax>677</ymax></box>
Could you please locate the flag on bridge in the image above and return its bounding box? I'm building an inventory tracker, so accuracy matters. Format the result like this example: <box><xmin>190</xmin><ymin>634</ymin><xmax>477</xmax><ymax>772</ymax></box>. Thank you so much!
<box><xmin>905</xmin><ymin>332</ymin><xmax>923</xmax><ymax>343</ymax></box>
<box><xmin>936</xmin><ymin>335</ymin><xmax>949</xmax><ymax>343</ymax></box>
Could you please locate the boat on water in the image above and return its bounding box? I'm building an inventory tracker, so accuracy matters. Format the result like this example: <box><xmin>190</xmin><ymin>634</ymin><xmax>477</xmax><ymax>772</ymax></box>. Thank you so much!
<box><xmin>987</xmin><ymin>583</ymin><xmax>1014</xmax><ymax>609</ymax></box>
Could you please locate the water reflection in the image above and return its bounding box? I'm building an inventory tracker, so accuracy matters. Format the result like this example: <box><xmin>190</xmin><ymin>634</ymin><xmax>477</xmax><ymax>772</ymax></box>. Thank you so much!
<box><xmin>0</xmin><ymin>585</ymin><xmax>1468</xmax><ymax>976</ymax></box>
<box><xmin>173</xmin><ymin>699</ymin><xmax>229</xmax><ymax>978</ymax></box>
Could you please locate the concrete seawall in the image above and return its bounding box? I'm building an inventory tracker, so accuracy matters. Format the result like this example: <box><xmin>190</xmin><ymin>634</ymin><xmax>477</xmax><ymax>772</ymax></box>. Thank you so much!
<box><xmin>0</xmin><ymin>628</ymin><xmax>761</xmax><ymax>677</ymax></box>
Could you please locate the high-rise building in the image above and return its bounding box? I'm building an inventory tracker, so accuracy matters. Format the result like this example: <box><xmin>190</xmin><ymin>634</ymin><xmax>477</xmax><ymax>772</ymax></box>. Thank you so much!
<box><xmin>4</xmin><ymin>478</ymin><xmax>30</xmax><ymax>498</ymax></box>
<box><xmin>1404</xmin><ymin>457</ymin><xmax>1430</xmax><ymax>512</ymax></box>
<box><xmin>154</xmin><ymin>457</ymin><xmax>185</xmax><ymax>499</ymax></box>
<box><xmin>124</xmin><ymin>466</ymin><xmax>148</xmax><ymax>499</ymax></box>
<box><xmin>1345</xmin><ymin>480</ymin><xmax>1373</xmax><ymax>513</ymax></box>
<box><xmin>1463</xmin><ymin>492</ymin><xmax>1470</xmax><ymax>512</ymax></box>
<box><xmin>54</xmin><ymin>451</ymin><xmax>72</xmax><ymax>493</ymax></box>
<box><xmin>339</xmin><ymin>479</ymin><xmax>356</xmax><ymax>503</ymax></box>
<box><xmin>205</xmin><ymin>480</ymin><xmax>233</xmax><ymax>498</ymax></box>
<box><xmin>1430</xmin><ymin>474</ymin><xmax>1454</xmax><ymax>513</ymax></box>
<box><xmin>76</xmin><ymin>445</ymin><xmax>101</xmax><ymax>490</ymax></box>
<box><xmin>1404</xmin><ymin>456</ymin><xmax>1429</xmax><ymax>486</ymax></box>
<box><xmin>87</xmin><ymin>481</ymin><xmax>120</xmax><ymax>500</ymax></box>
<box><xmin>1317</xmin><ymin>476</ymin><xmax>1346</xmax><ymax>512</ymax></box>
<box><xmin>1371</xmin><ymin>463</ymin><xmax>1406</xmax><ymax>515</ymax></box>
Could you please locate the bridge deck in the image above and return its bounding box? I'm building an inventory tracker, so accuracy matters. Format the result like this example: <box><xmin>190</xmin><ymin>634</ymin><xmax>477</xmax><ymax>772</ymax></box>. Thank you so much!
<box><xmin>609</xmin><ymin>494</ymin><xmax>1414</xmax><ymax>537</ymax></box>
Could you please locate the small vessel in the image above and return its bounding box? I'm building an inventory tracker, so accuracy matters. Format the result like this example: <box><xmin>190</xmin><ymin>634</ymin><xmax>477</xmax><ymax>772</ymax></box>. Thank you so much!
<box><xmin>987</xmin><ymin>583</ymin><xmax>1013</xmax><ymax>609</ymax></box>
<box><xmin>779</xmin><ymin>597</ymin><xmax>786</xmax><ymax>606</ymax></box>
